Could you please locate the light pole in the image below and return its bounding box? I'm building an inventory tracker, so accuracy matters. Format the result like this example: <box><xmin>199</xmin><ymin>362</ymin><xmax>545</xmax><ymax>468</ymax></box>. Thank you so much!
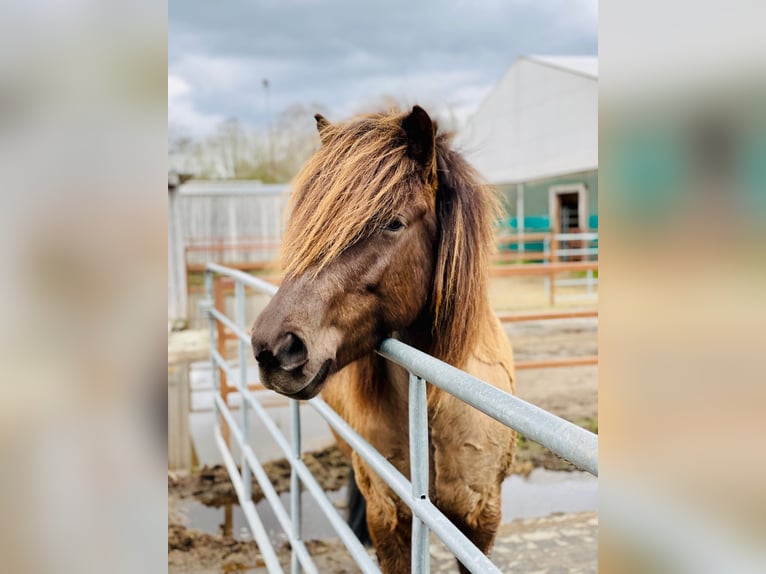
<box><xmin>262</xmin><ymin>78</ymin><xmax>275</xmax><ymax>180</ymax></box>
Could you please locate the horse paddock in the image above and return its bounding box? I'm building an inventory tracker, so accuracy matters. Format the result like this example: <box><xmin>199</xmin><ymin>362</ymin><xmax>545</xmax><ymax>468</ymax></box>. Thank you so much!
<box><xmin>168</xmin><ymin>306</ymin><xmax>597</xmax><ymax>572</ymax></box>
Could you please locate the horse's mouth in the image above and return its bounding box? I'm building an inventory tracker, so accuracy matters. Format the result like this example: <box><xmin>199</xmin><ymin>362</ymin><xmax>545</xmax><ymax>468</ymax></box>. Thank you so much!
<box><xmin>282</xmin><ymin>359</ymin><xmax>334</xmax><ymax>401</ymax></box>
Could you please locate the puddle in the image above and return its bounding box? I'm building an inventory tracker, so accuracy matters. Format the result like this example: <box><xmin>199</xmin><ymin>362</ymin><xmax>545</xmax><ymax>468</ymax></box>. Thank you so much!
<box><xmin>184</xmin><ymin>486</ymin><xmax>349</xmax><ymax>545</ymax></box>
<box><xmin>502</xmin><ymin>467</ymin><xmax>597</xmax><ymax>520</ymax></box>
<box><xmin>182</xmin><ymin>469</ymin><xmax>596</xmax><ymax>541</ymax></box>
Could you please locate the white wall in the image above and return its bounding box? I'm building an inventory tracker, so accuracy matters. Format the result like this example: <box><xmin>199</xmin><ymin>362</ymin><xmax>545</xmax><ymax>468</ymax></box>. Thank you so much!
<box><xmin>459</xmin><ymin>58</ymin><xmax>598</xmax><ymax>184</ymax></box>
<box><xmin>167</xmin><ymin>181</ymin><xmax>291</xmax><ymax>320</ymax></box>
<box><xmin>176</xmin><ymin>181</ymin><xmax>290</xmax><ymax>244</ymax></box>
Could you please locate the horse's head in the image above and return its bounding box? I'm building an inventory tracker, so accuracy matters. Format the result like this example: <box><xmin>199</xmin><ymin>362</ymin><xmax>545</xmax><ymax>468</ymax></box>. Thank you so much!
<box><xmin>252</xmin><ymin>106</ymin><xmax>495</xmax><ymax>399</ymax></box>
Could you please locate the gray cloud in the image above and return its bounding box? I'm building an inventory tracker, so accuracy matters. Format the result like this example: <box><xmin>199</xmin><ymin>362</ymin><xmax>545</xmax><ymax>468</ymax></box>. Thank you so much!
<box><xmin>169</xmin><ymin>0</ymin><xmax>597</xmax><ymax>135</ymax></box>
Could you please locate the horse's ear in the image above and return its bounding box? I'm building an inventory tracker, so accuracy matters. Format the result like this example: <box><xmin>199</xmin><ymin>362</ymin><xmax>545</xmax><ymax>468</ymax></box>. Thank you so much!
<box><xmin>401</xmin><ymin>105</ymin><xmax>435</xmax><ymax>168</ymax></box>
<box><xmin>314</xmin><ymin>113</ymin><xmax>332</xmax><ymax>144</ymax></box>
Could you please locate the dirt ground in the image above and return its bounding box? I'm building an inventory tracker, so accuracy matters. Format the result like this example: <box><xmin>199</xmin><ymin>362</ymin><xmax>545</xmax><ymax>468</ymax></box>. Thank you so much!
<box><xmin>169</xmin><ymin>509</ymin><xmax>597</xmax><ymax>573</ymax></box>
<box><xmin>169</xmin><ymin>290</ymin><xmax>597</xmax><ymax>572</ymax></box>
<box><xmin>507</xmin><ymin>318</ymin><xmax>598</xmax><ymax>421</ymax></box>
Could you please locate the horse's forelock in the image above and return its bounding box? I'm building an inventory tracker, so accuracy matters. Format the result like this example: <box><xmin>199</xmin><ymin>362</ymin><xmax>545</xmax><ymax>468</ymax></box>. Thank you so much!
<box><xmin>281</xmin><ymin>110</ymin><xmax>427</xmax><ymax>278</ymax></box>
<box><xmin>281</xmin><ymin>110</ymin><xmax>498</xmax><ymax>369</ymax></box>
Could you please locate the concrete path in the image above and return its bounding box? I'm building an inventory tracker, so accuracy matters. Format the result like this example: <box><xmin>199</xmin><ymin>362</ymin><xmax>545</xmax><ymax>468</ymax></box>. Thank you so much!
<box><xmin>244</xmin><ymin>511</ymin><xmax>598</xmax><ymax>573</ymax></box>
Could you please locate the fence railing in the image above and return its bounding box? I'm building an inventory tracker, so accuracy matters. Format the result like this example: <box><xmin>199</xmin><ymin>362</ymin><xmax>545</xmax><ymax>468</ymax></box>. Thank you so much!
<box><xmin>185</xmin><ymin>236</ymin><xmax>282</xmax><ymax>273</ymax></box>
<box><xmin>188</xmin><ymin>232</ymin><xmax>597</xmax><ymax>274</ymax></box>
<box><xmin>187</xmin><ymin>232</ymin><xmax>598</xmax><ymax>313</ymax></box>
<box><xmin>498</xmin><ymin>308</ymin><xmax>599</xmax><ymax>370</ymax></box>
<box><xmin>202</xmin><ymin>262</ymin><xmax>599</xmax><ymax>574</ymax></box>
<box><xmin>493</xmin><ymin>232</ymin><xmax>599</xmax><ymax>304</ymax></box>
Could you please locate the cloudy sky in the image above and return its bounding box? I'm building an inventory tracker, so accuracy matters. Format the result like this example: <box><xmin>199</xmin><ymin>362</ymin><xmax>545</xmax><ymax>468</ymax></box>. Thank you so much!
<box><xmin>169</xmin><ymin>0</ymin><xmax>597</xmax><ymax>137</ymax></box>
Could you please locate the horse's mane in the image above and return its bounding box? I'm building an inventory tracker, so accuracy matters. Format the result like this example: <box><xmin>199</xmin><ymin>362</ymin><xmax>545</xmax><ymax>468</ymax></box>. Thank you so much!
<box><xmin>431</xmin><ymin>137</ymin><xmax>499</xmax><ymax>366</ymax></box>
<box><xmin>282</xmin><ymin>109</ymin><xmax>499</xmax><ymax>367</ymax></box>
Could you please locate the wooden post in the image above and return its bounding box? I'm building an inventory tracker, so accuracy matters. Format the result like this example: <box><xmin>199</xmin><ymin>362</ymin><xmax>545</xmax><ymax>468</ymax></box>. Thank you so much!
<box><xmin>496</xmin><ymin>308</ymin><xmax>598</xmax><ymax>323</ymax></box>
<box><xmin>223</xmin><ymin>504</ymin><xmax>233</xmax><ymax>537</ymax></box>
<box><xmin>214</xmin><ymin>276</ymin><xmax>230</xmax><ymax>446</ymax></box>
<box><xmin>516</xmin><ymin>355</ymin><xmax>599</xmax><ymax>370</ymax></box>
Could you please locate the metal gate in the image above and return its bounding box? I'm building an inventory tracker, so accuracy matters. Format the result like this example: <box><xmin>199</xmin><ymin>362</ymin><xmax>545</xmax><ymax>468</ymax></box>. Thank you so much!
<box><xmin>201</xmin><ymin>262</ymin><xmax>598</xmax><ymax>574</ymax></box>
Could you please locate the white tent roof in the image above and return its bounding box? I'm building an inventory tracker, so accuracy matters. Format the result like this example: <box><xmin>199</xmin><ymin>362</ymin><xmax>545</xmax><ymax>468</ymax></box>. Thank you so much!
<box><xmin>527</xmin><ymin>55</ymin><xmax>598</xmax><ymax>79</ymax></box>
<box><xmin>458</xmin><ymin>56</ymin><xmax>598</xmax><ymax>184</ymax></box>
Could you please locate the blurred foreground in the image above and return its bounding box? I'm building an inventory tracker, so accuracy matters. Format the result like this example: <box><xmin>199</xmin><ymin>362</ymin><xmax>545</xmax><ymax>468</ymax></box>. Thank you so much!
<box><xmin>0</xmin><ymin>1</ymin><xmax>764</xmax><ymax>573</ymax></box>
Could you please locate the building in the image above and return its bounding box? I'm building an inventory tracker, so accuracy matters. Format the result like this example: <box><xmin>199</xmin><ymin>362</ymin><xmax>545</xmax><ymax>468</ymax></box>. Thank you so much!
<box><xmin>168</xmin><ymin>178</ymin><xmax>290</xmax><ymax>322</ymax></box>
<box><xmin>458</xmin><ymin>55</ymin><xmax>598</xmax><ymax>235</ymax></box>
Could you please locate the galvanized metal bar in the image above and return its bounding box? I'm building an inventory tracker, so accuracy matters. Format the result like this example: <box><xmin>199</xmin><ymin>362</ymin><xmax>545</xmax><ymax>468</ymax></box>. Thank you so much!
<box><xmin>244</xmin><ymin>446</ymin><xmax>317</xmax><ymax>574</ymax></box>
<box><xmin>213</xmin><ymin>424</ymin><xmax>284</xmax><ymax>574</ymax></box>
<box><xmin>240</xmin><ymin>388</ymin><xmax>380</xmax><ymax>574</ymax></box>
<box><xmin>378</xmin><ymin>339</ymin><xmax>599</xmax><ymax>476</ymax></box>
<box><xmin>554</xmin><ymin>293</ymin><xmax>598</xmax><ymax>302</ymax></box>
<box><xmin>554</xmin><ymin>232</ymin><xmax>599</xmax><ymax>241</ymax></box>
<box><xmin>211</xmin><ymin>348</ymin><xmax>235</xmax><ymax>379</ymax></box>
<box><xmin>207</xmin><ymin>261</ymin><xmax>279</xmax><ymax>296</ymax></box>
<box><xmin>554</xmin><ymin>247</ymin><xmax>599</xmax><ymax>257</ymax></box>
<box><xmin>212</xmin><ymin>354</ymin><xmax>317</xmax><ymax>571</ymax></box>
<box><xmin>555</xmin><ymin>278</ymin><xmax>600</xmax><ymax>287</ymax></box>
<box><xmin>409</xmin><ymin>374</ymin><xmax>430</xmax><ymax>574</ymax></box>
<box><xmin>214</xmin><ymin>395</ymin><xmax>319</xmax><ymax>574</ymax></box>
<box><xmin>209</xmin><ymin>307</ymin><xmax>251</xmax><ymax>346</ymax></box>
<box><xmin>290</xmin><ymin>400</ymin><xmax>302</xmax><ymax>574</ymax></box>
<box><xmin>213</xmin><ymin>360</ymin><xmax>348</xmax><ymax>572</ymax></box>
<box><xmin>311</xmin><ymin>397</ymin><xmax>501</xmax><ymax>574</ymax></box>
<box><xmin>543</xmin><ymin>236</ymin><xmax>551</xmax><ymax>300</ymax></box>
<box><xmin>235</xmin><ymin>281</ymin><xmax>252</xmax><ymax>503</ymax></box>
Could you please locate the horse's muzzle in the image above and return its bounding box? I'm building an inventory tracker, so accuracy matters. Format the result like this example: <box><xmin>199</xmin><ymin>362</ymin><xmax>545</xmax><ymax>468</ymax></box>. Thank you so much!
<box><xmin>255</xmin><ymin>356</ymin><xmax>333</xmax><ymax>399</ymax></box>
<box><xmin>254</xmin><ymin>331</ymin><xmax>308</xmax><ymax>373</ymax></box>
<box><xmin>251</xmin><ymin>327</ymin><xmax>333</xmax><ymax>398</ymax></box>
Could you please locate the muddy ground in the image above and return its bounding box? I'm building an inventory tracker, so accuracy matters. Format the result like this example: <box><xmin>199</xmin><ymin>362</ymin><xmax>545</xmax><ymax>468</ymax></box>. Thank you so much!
<box><xmin>169</xmin><ymin>292</ymin><xmax>597</xmax><ymax>572</ymax></box>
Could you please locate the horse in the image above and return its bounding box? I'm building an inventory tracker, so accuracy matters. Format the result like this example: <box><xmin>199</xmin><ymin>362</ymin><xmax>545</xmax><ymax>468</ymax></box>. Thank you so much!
<box><xmin>251</xmin><ymin>105</ymin><xmax>516</xmax><ymax>573</ymax></box>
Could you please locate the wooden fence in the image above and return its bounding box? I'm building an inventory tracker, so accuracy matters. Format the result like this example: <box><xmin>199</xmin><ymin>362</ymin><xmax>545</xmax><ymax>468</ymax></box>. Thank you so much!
<box><xmin>185</xmin><ymin>232</ymin><xmax>598</xmax><ymax>292</ymax></box>
<box><xmin>498</xmin><ymin>307</ymin><xmax>599</xmax><ymax>370</ymax></box>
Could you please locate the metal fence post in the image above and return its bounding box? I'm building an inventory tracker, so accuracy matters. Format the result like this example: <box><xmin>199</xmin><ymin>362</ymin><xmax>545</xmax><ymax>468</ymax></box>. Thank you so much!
<box><xmin>587</xmin><ymin>237</ymin><xmax>596</xmax><ymax>294</ymax></box>
<box><xmin>236</xmin><ymin>281</ymin><xmax>252</xmax><ymax>503</ymax></box>
<box><xmin>543</xmin><ymin>236</ymin><xmax>552</xmax><ymax>304</ymax></box>
<box><xmin>409</xmin><ymin>374</ymin><xmax>430</xmax><ymax>573</ymax></box>
<box><xmin>290</xmin><ymin>400</ymin><xmax>303</xmax><ymax>574</ymax></box>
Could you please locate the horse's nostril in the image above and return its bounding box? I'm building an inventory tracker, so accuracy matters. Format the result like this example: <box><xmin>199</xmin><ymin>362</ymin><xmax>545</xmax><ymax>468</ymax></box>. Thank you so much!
<box><xmin>255</xmin><ymin>348</ymin><xmax>279</xmax><ymax>369</ymax></box>
<box><xmin>276</xmin><ymin>332</ymin><xmax>308</xmax><ymax>372</ymax></box>
<box><xmin>253</xmin><ymin>332</ymin><xmax>308</xmax><ymax>373</ymax></box>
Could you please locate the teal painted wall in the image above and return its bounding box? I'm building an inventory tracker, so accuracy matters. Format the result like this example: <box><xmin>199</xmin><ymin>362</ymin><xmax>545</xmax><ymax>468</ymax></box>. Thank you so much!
<box><xmin>496</xmin><ymin>170</ymin><xmax>598</xmax><ymax>232</ymax></box>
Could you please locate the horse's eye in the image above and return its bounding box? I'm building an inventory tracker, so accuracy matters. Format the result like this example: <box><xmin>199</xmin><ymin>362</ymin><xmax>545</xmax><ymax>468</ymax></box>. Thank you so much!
<box><xmin>383</xmin><ymin>218</ymin><xmax>405</xmax><ymax>232</ymax></box>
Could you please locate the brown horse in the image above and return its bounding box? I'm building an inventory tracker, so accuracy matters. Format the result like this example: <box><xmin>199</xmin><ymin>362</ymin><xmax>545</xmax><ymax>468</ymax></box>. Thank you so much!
<box><xmin>251</xmin><ymin>106</ymin><xmax>515</xmax><ymax>573</ymax></box>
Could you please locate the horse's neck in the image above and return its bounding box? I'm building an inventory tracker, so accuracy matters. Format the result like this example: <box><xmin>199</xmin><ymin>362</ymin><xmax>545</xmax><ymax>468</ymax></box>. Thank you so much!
<box><xmin>354</xmin><ymin>318</ymin><xmax>432</xmax><ymax>410</ymax></box>
<box><xmin>396</xmin><ymin>317</ymin><xmax>432</xmax><ymax>351</ymax></box>
<box><xmin>401</xmin><ymin>300</ymin><xmax>491</xmax><ymax>366</ymax></box>
<box><xmin>360</xmin><ymin>302</ymin><xmax>489</xmax><ymax>411</ymax></box>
